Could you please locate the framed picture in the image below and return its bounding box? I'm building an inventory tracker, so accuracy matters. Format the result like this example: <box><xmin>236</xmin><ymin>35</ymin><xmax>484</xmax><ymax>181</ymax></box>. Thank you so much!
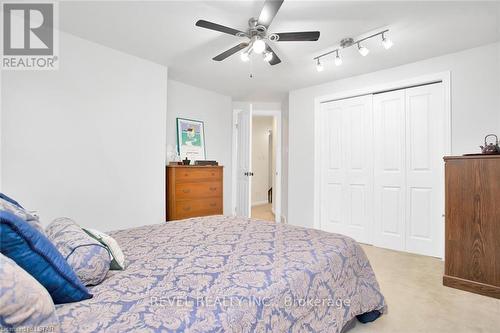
<box><xmin>176</xmin><ymin>118</ymin><xmax>206</xmax><ymax>162</ymax></box>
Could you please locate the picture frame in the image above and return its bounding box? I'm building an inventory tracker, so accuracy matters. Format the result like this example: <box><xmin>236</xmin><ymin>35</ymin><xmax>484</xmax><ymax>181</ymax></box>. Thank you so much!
<box><xmin>176</xmin><ymin>117</ymin><xmax>206</xmax><ymax>162</ymax></box>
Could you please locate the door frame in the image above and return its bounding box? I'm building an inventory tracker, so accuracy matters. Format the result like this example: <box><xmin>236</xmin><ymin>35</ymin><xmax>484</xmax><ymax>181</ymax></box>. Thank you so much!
<box><xmin>313</xmin><ymin>71</ymin><xmax>451</xmax><ymax>257</ymax></box>
<box><xmin>232</xmin><ymin>108</ymin><xmax>282</xmax><ymax>223</ymax></box>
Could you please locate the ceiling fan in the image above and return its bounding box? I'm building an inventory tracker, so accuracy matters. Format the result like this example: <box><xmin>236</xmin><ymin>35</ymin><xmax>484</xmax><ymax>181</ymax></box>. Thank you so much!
<box><xmin>195</xmin><ymin>0</ymin><xmax>320</xmax><ymax>66</ymax></box>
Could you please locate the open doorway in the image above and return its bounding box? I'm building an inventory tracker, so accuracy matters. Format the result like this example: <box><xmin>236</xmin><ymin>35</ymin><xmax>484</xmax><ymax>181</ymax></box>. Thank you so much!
<box><xmin>232</xmin><ymin>106</ymin><xmax>281</xmax><ymax>223</ymax></box>
<box><xmin>251</xmin><ymin>116</ymin><xmax>276</xmax><ymax>221</ymax></box>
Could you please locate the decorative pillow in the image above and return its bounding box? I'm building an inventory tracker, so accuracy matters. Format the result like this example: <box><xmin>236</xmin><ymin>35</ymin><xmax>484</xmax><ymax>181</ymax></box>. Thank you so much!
<box><xmin>46</xmin><ymin>218</ymin><xmax>111</xmax><ymax>286</ymax></box>
<box><xmin>83</xmin><ymin>227</ymin><xmax>126</xmax><ymax>270</ymax></box>
<box><xmin>0</xmin><ymin>192</ymin><xmax>23</xmax><ymax>208</ymax></box>
<box><xmin>0</xmin><ymin>211</ymin><xmax>91</xmax><ymax>304</ymax></box>
<box><xmin>0</xmin><ymin>254</ymin><xmax>60</xmax><ymax>330</ymax></box>
<box><xmin>0</xmin><ymin>197</ymin><xmax>46</xmax><ymax>236</ymax></box>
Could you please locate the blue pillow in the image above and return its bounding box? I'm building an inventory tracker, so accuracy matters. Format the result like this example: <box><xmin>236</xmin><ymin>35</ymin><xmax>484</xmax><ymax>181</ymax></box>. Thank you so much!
<box><xmin>0</xmin><ymin>193</ymin><xmax>23</xmax><ymax>208</ymax></box>
<box><xmin>0</xmin><ymin>211</ymin><xmax>92</xmax><ymax>304</ymax></box>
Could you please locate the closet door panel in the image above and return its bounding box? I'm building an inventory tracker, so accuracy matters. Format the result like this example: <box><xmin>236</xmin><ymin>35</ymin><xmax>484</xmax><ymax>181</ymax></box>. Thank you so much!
<box><xmin>320</xmin><ymin>95</ymin><xmax>373</xmax><ymax>244</ymax></box>
<box><xmin>405</xmin><ymin>84</ymin><xmax>445</xmax><ymax>257</ymax></box>
<box><xmin>373</xmin><ymin>90</ymin><xmax>406</xmax><ymax>251</ymax></box>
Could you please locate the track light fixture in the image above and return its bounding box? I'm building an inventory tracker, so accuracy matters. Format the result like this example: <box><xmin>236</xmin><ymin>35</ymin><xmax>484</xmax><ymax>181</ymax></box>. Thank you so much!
<box><xmin>334</xmin><ymin>50</ymin><xmax>342</xmax><ymax>66</ymax></box>
<box><xmin>316</xmin><ymin>58</ymin><xmax>324</xmax><ymax>72</ymax></box>
<box><xmin>382</xmin><ymin>32</ymin><xmax>393</xmax><ymax>50</ymax></box>
<box><xmin>313</xmin><ymin>29</ymin><xmax>393</xmax><ymax>72</ymax></box>
<box><xmin>357</xmin><ymin>42</ymin><xmax>370</xmax><ymax>56</ymax></box>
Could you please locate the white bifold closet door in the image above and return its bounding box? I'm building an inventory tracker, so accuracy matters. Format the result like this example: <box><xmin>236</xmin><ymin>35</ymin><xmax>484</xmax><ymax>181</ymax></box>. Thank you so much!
<box><xmin>320</xmin><ymin>95</ymin><xmax>373</xmax><ymax>244</ymax></box>
<box><xmin>321</xmin><ymin>83</ymin><xmax>445</xmax><ymax>257</ymax></box>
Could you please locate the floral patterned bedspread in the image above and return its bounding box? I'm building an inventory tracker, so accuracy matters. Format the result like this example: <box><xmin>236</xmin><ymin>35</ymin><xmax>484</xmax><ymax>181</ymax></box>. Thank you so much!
<box><xmin>56</xmin><ymin>216</ymin><xmax>385</xmax><ymax>332</ymax></box>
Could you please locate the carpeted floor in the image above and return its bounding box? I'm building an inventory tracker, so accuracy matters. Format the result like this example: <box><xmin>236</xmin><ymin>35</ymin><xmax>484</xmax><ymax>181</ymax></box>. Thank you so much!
<box><xmin>348</xmin><ymin>244</ymin><xmax>500</xmax><ymax>332</ymax></box>
<box><xmin>251</xmin><ymin>203</ymin><xmax>275</xmax><ymax>221</ymax></box>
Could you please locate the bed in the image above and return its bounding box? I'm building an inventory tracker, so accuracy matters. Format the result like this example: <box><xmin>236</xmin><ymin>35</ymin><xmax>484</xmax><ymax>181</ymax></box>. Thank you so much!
<box><xmin>55</xmin><ymin>216</ymin><xmax>386</xmax><ymax>332</ymax></box>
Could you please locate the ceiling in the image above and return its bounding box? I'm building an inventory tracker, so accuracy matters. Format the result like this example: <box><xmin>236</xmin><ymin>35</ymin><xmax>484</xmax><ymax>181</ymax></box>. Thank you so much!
<box><xmin>59</xmin><ymin>1</ymin><xmax>500</xmax><ymax>102</ymax></box>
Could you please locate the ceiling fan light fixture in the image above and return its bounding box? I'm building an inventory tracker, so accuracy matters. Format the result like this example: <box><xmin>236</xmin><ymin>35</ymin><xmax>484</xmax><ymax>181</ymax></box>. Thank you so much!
<box><xmin>240</xmin><ymin>51</ymin><xmax>250</xmax><ymax>62</ymax></box>
<box><xmin>358</xmin><ymin>43</ymin><xmax>370</xmax><ymax>56</ymax></box>
<box><xmin>252</xmin><ymin>38</ymin><xmax>266</xmax><ymax>54</ymax></box>
<box><xmin>264</xmin><ymin>51</ymin><xmax>273</xmax><ymax>62</ymax></box>
<box><xmin>316</xmin><ymin>58</ymin><xmax>324</xmax><ymax>72</ymax></box>
<box><xmin>382</xmin><ymin>33</ymin><xmax>393</xmax><ymax>49</ymax></box>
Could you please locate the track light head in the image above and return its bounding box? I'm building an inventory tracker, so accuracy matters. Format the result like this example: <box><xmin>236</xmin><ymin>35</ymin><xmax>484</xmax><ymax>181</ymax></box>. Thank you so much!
<box><xmin>382</xmin><ymin>33</ymin><xmax>393</xmax><ymax>49</ymax></box>
<box><xmin>358</xmin><ymin>43</ymin><xmax>370</xmax><ymax>56</ymax></box>
<box><xmin>334</xmin><ymin>51</ymin><xmax>342</xmax><ymax>66</ymax></box>
<box><xmin>316</xmin><ymin>58</ymin><xmax>324</xmax><ymax>72</ymax></box>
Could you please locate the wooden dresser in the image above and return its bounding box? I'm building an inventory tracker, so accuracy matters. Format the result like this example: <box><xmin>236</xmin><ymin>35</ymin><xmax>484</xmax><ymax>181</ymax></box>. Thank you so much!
<box><xmin>166</xmin><ymin>165</ymin><xmax>223</xmax><ymax>221</ymax></box>
<box><xmin>443</xmin><ymin>155</ymin><xmax>500</xmax><ymax>298</ymax></box>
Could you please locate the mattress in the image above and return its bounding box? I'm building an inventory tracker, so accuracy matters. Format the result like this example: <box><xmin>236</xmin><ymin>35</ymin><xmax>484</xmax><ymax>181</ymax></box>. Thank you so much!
<box><xmin>56</xmin><ymin>216</ymin><xmax>385</xmax><ymax>332</ymax></box>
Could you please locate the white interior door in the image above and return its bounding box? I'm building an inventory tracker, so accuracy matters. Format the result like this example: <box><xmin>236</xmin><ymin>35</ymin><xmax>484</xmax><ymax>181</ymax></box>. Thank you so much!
<box><xmin>404</xmin><ymin>83</ymin><xmax>445</xmax><ymax>257</ymax></box>
<box><xmin>236</xmin><ymin>108</ymin><xmax>252</xmax><ymax>217</ymax></box>
<box><xmin>373</xmin><ymin>90</ymin><xmax>406</xmax><ymax>251</ymax></box>
<box><xmin>320</xmin><ymin>95</ymin><xmax>373</xmax><ymax>244</ymax></box>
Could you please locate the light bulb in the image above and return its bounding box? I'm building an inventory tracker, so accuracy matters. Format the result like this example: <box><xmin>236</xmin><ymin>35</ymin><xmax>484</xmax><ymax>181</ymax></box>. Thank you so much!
<box><xmin>382</xmin><ymin>36</ymin><xmax>393</xmax><ymax>49</ymax></box>
<box><xmin>358</xmin><ymin>43</ymin><xmax>370</xmax><ymax>56</ymax></box>
<box><xmin>240</xmin><ymin>51</ymin><xmax>250</xmax><ymax>62</ymax></box>
<box><xmin>253</xmin><ymin>39</ymin><xmax>266</xmax><ymax>54</ymax></box>
<box><xmin>264</xmin><ymin>51</ymin><xmax>273</xmax><ymax>62</ymax></box>
<box><xmin>334</xmin><ymin>52</ymin><xmax>342</xmax><ymax>66</ymax></box>
<box><xmin>316</xmin><ymin>59</ymin><xmax>324</xmax><ymax>72</ymax></box>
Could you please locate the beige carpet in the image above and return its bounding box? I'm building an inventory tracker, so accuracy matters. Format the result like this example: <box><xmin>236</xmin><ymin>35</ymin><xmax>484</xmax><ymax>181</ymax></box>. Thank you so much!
<box><xmin>251</xmin><ymin>203</ymin><xmax>275</xmax><ymax>221</ymax></box>
<box><xmin>349</xmin><ymin>244</ymin><xmax>500</xmax><ymax>333</ymax></box>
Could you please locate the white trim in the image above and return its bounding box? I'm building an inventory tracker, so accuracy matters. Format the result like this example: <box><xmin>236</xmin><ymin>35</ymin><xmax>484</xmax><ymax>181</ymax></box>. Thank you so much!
<box><xmin>314</xmin><ymin>71</ymin><xmax>452</xmax><ymax>254</ymax></box>
<box><xmin>231</xmin><ymin>109</ymin><xmax>240</xmax><ymax>216</ymax></box>
<box><xmin>232</xmin><ymin>107</ymin><xmax>282</xmax><ymax>223</ymax></box>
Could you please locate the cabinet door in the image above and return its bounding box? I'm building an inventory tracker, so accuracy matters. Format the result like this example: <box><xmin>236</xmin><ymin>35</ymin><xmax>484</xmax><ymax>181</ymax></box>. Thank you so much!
<box><xmin>373</xmin><ymin>90</ymin><xmax>406</xmax><ymax>251</ymax></box>
<box><xmin>320</xmin><ymin>95</ymin><xmax>373</xmax><ymax>244</ymax></box>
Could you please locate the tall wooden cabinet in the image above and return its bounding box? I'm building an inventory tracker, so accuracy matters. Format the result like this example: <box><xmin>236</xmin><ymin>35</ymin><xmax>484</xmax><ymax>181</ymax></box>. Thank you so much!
<box><xmin>166</xmin><ymin>165</ymin><xmax>223</xmax><ymax>221</ymax></box>
<box><xmin>443</xmin><ymin>155</ymin><xmax>500</xmax><ymax>299</ymax></box>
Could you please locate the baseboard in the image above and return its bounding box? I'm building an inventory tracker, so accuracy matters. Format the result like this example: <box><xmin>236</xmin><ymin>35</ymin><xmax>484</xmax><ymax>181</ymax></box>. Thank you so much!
<box><xmin>443</xmin><ymin>275</ymin><xmax>500</xmax><ymax>299</ymax></box>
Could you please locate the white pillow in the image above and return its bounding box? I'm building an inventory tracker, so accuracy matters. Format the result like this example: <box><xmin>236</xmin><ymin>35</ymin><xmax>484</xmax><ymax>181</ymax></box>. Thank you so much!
<box><xmin>83</xmin><ymin>228</ymin><xmax>126</xmax><ymax>270</ymax></box>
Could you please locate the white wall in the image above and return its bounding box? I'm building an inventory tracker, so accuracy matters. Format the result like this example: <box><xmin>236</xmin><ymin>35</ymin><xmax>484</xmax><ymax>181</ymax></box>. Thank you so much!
<box><xmin>281</xmin><ymin>95</ymin><xmax>289</xmax><ymax>222</ymax></box>
<box><xmin>251</xmin><ymin>116</ymin><xmax>273</xmax><ymax>205</ymax></box>
<box><xmin>166</xmin><ymin>80</ymin><xmax>233</xmax><ymax>214</ymax></box>
<box><xmin>288</xmin><ymin>42</ymin><xmax>500</xmax><ymax>229</ymax></box>
<box><xmin>1</xmin><ymin>31</ymin><xmax>168</xmax><ymax>231</ymax></box>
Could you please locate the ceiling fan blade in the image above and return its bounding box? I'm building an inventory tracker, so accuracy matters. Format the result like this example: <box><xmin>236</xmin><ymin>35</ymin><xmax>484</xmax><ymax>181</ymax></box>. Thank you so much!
<box><xmin>275</xmin><ymin>31</ymin><xmax>320</xmax><ymax>42</ymax></box>
<box><xmin>258</xmin><ymin>0</ymin><xmax>284</xmax><ymax>28</ymax></box>
<box><xmin>213</xmin><ymin>43</ymin><xmax>249</xmax><ymax>61</ymax></box>
<box><xmin>196</xmin><ymin>20</ymin><xmax>245</xmax><ymax>36</ymax></box>
<box><xmin>265</xmin><ymin>44</ymin><xmax>281</xmax><ymax>66</ymax></box>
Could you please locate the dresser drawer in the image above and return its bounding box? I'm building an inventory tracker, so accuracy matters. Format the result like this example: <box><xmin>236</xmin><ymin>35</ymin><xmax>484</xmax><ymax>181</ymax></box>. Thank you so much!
<box><xmin>175</xmin><ymin>182</ymin><xmax>222</xmax><ymax>199</ymax></box>
<box><xmin>175</xmin><ymin>198</ymin><xmax>222</xmax><ymax>219</ymax></box>
<box><xmin>175</xmin><ymin>168</ymin><xmax>222</xmax><ymax>183</ymax></box>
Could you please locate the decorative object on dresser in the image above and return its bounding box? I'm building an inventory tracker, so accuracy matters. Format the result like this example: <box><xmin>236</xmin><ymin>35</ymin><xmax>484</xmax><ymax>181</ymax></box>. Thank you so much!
<box><xmin>443</xmin><ymin>155</ymin><xmax>500</xmax><ymax>299</ymax></box>
<box><xmin>166</xmin><ymin>165</ymin><xmax>223</xmax><ymax>221</ymax></box>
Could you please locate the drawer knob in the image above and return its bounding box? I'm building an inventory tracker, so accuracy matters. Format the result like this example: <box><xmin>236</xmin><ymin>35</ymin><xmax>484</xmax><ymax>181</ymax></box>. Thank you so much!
<box><xmin>209</xmin><ymin>187</ymin><xmax>217</xmax><ymax>191</ymax></box>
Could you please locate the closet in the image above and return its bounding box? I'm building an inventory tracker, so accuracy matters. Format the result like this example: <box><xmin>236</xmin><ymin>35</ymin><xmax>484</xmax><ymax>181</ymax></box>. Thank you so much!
<box><xmin>319</xmin><ymin>83</ymin><xmax>445</xmax><ymax>257</ymax></box>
